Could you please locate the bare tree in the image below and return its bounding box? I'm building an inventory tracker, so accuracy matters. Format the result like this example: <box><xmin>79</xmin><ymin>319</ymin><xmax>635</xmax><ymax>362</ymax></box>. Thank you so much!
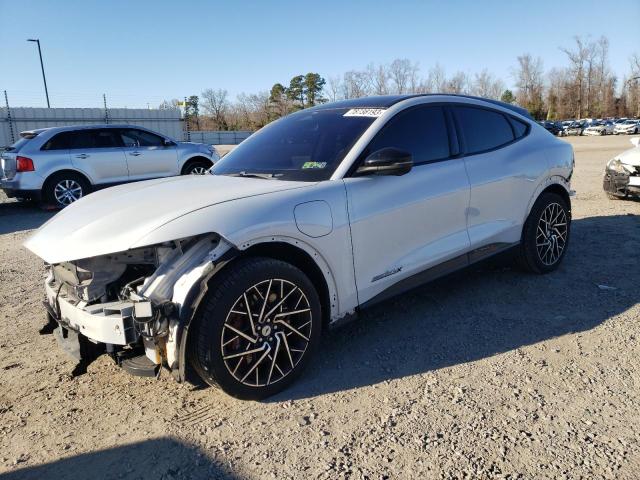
<box><xmin>201</xmin><ymin>88</ymin><xmax>229</xmax><ymax>130</ymax></box>
<box><xmin>366</xmin><ymin>63</ymin><xmax>390</xmax><ymax>95</ymax></box>
<box><xmin>389</xmin><ymin>59</ymin><xmax>419</xmax><ymax>94</ymax></box>
<box><xmin>327</xmin><ymin>75</ymin><xmax>343</xmax><ymax>102</ymax></box>
<box><xmin>342</xmin><ymin>70</ymin><xmax>369</xmax><ymax>98</ymax></box>
<box><xmin>426</xmin><ymin>64</ymin><xmax>447</xmax><ymax>93</ymax></box>
<box><xmin>472</xmin><ymin>70</ymin><xmax>504</xmax><ymax>99</ymax></box>
<box><xmin>446</xmin><ymin>71</ymin><xmax>470</xmax><ymax>94</ymax></box>
<box><xmin>514</xmin><ymin>53</ymin><xmax>545</xmax><ymax>118</ymax></box>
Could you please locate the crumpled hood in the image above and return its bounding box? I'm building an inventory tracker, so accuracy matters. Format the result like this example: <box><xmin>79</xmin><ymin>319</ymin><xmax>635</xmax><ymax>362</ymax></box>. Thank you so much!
<box><xmin>616</xmin><ymin>146</ymin><xmax>640</xmax><ymax>167</ymax></box>
<box><xmin>24</xmin><ymin>174</ymin><xmax>309</xmax><ymax>264</ymax></box>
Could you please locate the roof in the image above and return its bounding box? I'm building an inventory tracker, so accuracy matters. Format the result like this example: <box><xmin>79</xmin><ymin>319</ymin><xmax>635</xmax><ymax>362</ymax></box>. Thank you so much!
<box><xmin>315</xmin><ymin>94</ymin><xmax>533</xmax><ymax>119</ymax></box>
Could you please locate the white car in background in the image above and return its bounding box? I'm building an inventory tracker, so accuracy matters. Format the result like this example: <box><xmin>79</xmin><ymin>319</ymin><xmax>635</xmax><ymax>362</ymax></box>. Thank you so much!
<box><xmin>24</xmin><ymin>94</ymin><xmax>574</xmax><ymax>399</ymax></box>
<box><xmin>613</xmin><ymin>120</ymin><xmax>639</xmax><ymax>135</ymax></box>
<box><xmin>0</xmin><ymin>125</ymin><xmax>219</xmax><ymax>207</ymax></box>
<box><xmin>603</xmin><ymin>137</ymin><xmax>640</xmax><ymax>198</ymax></box>
<box><xmin>583</xmin><ymin>121</ymin><xmax>614</xmax><ymax>136</ymax></box>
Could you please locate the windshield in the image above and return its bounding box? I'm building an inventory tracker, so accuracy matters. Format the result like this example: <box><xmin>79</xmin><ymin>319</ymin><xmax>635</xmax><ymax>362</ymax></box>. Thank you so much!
<box><xmin>212</xmin><ymin>108</ymin><xmax>377</xmax><ymax>181</ymax></box>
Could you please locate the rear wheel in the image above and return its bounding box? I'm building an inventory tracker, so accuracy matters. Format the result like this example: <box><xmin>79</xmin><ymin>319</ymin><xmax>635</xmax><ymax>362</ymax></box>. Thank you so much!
<box><xmin>518</xmin><ymin>192</ymin><xmax>570</xmax><ymax>274</ymax></box>
<box><xmin>43</xmin><ymin>172</ymin><xmax>90</xmax><ymax>208</ymax></box>
<box><xmin>189</xmin><ymin>257</ymin><xmax>322</xmax><ymax>400</ymax></box>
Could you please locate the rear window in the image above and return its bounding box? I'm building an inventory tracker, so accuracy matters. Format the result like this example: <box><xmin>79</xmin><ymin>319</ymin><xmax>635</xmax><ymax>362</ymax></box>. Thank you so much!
<box><xmin>69</xmin><ymin>129</ymin><xmax>121</xmax><ymax>149</ymax></box>
<box><xmin>455</xmin><ymin>106</ymin><xmax>515</xmax><ymax>154</ymax></box>
<box><xmin>510</xmin><ymin>117</ymin><xmax>529</xmax><ymax>138</ymax></box>
<box><xmin>42</xmin><ymin>132</ymin><xmax>72</xmax><ymax>151</ymax></box>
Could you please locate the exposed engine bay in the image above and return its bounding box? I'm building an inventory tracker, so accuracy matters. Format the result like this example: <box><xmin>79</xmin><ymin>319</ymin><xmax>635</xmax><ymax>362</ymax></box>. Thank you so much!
<box><xmin>43</xmin><ymin>233</ymin><xmax>232</xmax><ymax>378</ymax></box>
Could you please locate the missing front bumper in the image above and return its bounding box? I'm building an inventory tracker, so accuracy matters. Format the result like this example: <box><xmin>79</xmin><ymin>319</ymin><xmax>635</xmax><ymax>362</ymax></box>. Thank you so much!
<box><xmin>603</xmin><ymin>170</ymin><xmax>640</xmax><ymax>197</ymax></box>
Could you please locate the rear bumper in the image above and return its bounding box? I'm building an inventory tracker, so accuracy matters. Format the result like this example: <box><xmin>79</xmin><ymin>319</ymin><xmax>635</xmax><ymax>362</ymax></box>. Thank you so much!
<box><xmin>0</xmin><ymin>187</ymin><xmax>42</xmax><ymax>200</ymax></box>
<box><xmin>1</xmin><ymin>175</ymin><xmax>43</xmax><ymax>199</ymax></box>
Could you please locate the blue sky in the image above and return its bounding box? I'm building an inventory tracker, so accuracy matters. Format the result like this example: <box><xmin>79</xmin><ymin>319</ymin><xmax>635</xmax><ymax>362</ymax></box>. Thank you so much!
<box><xmin>0</xmin><ymin>0</ymin><xmax>639</xmax><ymax>108</ymax></box>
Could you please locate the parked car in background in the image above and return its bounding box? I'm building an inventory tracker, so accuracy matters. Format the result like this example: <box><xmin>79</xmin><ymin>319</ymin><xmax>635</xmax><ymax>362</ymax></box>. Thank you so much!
<box><xmin>613</xmin><ymin>119</ymin><xmax>639</xmax><ymax>135</ymax></box>
<box><xmin>603</xmin><ymin>137</ymin><xmax>640</xmax><ymax>198</ymax></box>
<box><xmin>583</xmin><ymin>121</ymin><xmax>614</xmax><ymax>136</ymax></box>
<box><xmin>24</xmin><ymin>94</ymin><xmax>574</xmax><ymax>399</ymax></box>
<box><xmin>564</xmin><ymin>121</ymin><xmax>586</xmax><ymax>136</ymax></box>
<box><xmin>538</xmin><ymin>121</ymin><xmax>563</xmax><ymax>136</ymax></box>
<box><xmin>0</xmin><ymin>125</ymin><xmax>219</xmax><ymax>207</ymax></box>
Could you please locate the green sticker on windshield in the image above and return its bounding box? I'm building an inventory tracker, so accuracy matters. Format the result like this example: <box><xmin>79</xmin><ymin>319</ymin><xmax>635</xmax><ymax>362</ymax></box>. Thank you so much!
<box><xmin>302</xmin><ymin>161</ymin><xmax>327</xmax><ymax>169</ymax></box>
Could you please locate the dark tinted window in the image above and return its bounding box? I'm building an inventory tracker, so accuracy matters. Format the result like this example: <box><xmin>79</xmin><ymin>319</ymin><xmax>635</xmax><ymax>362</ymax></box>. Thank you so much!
<box><xmin>455</xmin><ymin>107</ymin><xmax>514</xmax><ymax>154</ymax></box>
<box><xmin>212</xmin><ymin>108</ymin><xmax>375</xmax><ymax>181</ymax></box>
<box><xmin>41</xmin><ymin>132</ymin><xmax>72</xmax><ymax>151</ymax></box>
<box><xmin>120</xmin><ymin>129</ymin><xmax>164</xmax><ymax>147</ymax></box>
<box><xmin>510</xmin><ymin>118</ymin><xmax>529</xmax><ymax>138</ymax></box>
<box><xmin>69</xmin><ymin>129</ymin><xmax>121</xmax><ymax>149</ymax></box>
<box><xmin>363</xmin><ymin>106</ymin><xmax>450</xmax><ymax>164</ymax></box>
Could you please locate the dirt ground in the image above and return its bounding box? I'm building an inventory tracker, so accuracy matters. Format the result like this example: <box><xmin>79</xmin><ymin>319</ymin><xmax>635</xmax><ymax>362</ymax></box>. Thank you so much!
<box><xmin>1</xmin><ymin>135</ymin><xmax>639</xmax><ymax>479</ymax></box>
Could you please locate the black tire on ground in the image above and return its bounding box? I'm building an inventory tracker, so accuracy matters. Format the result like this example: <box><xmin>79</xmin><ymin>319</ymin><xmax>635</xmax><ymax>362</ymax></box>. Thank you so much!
<box><xmin>43</xmin><ymin>172</ymin><xmax>91</xmax><ymax>208</ymax></box>
<box><xmin>182</xmin><ymin>159</ymin><xmax>212</xmax><ymax>175</ymax></box>
<box><xmin>188</xmin><ymin>257</ymin><xmax>322</xmax><ymax>400</ymax></box>
<box><xmin>517</xmin><ymin>192</ymin><xmax>571</xmax><ymax>274</ymax></box>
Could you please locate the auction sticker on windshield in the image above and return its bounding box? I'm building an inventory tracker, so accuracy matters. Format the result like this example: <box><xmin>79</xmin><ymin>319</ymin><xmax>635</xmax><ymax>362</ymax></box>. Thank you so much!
<box><xmin>343</xmin><ymin>108</ymin><xmax>386</xmax><ymax>117</ymax></box>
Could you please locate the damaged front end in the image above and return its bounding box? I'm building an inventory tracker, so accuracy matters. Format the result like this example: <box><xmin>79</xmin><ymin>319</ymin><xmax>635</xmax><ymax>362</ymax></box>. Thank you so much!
<box><xmin>603</xmin><ymin>158</ymin><xmax>640</xmax><ymax>198</ymax></box>
<box><xmin>43</xmin><ymin>233</ymin><xmax>234</xmax><ymax>379</ymax></box>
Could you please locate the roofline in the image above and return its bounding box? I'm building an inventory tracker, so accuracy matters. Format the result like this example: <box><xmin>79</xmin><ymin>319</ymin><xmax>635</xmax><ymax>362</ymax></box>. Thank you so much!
<box><xmin>316</xmin><ymin>94</ymin><xmax>533</xmax><ymax>120</ymax></box>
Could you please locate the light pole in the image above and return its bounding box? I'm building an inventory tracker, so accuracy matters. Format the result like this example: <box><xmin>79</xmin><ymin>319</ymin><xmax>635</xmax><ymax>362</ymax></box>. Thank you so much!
<box><xmin>27</xmin><ymin>38</ymin><xmax>50</xmax><ymax>108</ymax></box>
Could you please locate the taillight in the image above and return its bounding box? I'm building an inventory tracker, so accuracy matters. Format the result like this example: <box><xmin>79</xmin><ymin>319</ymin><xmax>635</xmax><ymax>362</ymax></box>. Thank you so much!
<box><xmin>16</xmin><ymin>156</ymin><xmax>35</xmax><ymax>172</ymax></box>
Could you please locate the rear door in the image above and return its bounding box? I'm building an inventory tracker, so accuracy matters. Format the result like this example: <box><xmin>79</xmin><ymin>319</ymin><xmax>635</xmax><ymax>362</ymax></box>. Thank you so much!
<box><xmin>344</xmin><ymin>105</ymin><xmax>471</xmax><ymax>304</ymax></box>
<box><xmin>69</xmin><ymin>129</ymin><xmax>129</xmax><ymax>185</ymax></box>
<box><xmin>119</xmin><ymin>128</ymin><xmax>178</xmax><ymax>180</ymax></box>
<box><xmin>452</xmin><ymin>105</ymin><xmax>536</xmax><ymax>249</ymax></box>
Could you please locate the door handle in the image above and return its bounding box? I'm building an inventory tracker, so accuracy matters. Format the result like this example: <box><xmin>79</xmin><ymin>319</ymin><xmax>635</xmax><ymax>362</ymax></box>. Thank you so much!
<box><xmin>75</xmin><ymin>154</ymin><xmax>89</xmax><ymax>159</ymax></box>
<box><xmin>129</xmin><ymin>152</ymin><xmax>141</xmax><ymax>156</ymax></box>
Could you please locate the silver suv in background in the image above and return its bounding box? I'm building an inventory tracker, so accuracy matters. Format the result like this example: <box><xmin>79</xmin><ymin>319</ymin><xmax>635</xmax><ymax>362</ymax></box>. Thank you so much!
<box><xmin>0</xmin><ymin>125</ymin><xmax>219</xmax><ymax>207</ymax></box>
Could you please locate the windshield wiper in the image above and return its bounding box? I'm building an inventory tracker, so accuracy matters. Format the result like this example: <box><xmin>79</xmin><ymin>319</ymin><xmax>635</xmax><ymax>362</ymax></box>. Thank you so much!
<box><xmin>226</xmin><ymin>171</ymin><xmax>280</xmax><ymax>180</ymax></box>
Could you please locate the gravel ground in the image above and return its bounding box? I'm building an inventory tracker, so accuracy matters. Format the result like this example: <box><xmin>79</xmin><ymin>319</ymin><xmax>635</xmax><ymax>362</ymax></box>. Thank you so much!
<box><xmin>1</xmin><ymin>135</ymin><xmax>639</xmax><ymax>479</ymax></box>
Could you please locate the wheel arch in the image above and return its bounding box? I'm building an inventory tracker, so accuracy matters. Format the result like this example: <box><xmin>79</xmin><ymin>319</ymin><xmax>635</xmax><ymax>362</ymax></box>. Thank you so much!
<box><xmin>43</xmin><ymin>168</ymin><xmax>93</xmax><ymax>187</ymax></box>
<box><xmin>173</xmin><ymin>235</ymin><xmax>339</xmax><ymax>383</ymax></box>
<box><xmin>523</xmin><ymin>176</ymin><xmax>572</xmax><ymax>225</ymax></box>
<box><xmin>180</xmin><ymin>155</ymin><xmax>213</xmax><ymax>174</ymax></box>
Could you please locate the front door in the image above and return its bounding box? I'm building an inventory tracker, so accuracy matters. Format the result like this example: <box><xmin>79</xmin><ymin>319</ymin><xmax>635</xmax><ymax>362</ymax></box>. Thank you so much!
<box><xmin>119</xmin><ymin>128</ymin><xmax>178</xmax><ymax>180</ymax></box>
<box><xmin>344</xmin><ymin>105</ymin><xmax>471</xmax><ymax>304</ymax></box>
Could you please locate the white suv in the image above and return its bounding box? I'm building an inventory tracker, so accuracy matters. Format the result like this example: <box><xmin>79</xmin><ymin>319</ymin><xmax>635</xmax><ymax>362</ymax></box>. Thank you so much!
<box><xmin>0</xmin><ymin>125</ymin><xmax>219</xmax><ymax>207</ymax></box>
<box><xmin>25</xmin><ymin>95</ymin><xmax>574</xmax><ymax>399</ymax></box>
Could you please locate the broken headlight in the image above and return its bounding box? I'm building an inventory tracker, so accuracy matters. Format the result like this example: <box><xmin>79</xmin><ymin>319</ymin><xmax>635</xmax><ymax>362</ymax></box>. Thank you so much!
<box><xmin>607</xmin><ymin>158</ymin><xmax>632</xmax><ymax>174</ymax></box>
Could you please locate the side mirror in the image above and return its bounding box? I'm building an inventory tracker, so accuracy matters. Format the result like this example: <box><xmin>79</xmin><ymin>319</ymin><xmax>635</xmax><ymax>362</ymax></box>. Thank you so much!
<box><xmin>631</xmin><ymin>137</ymin><xmax>640</xmax><ymax>148</ymax></box>
<box><xmin>163</xmin><ymin>139</ymin><xmax>176</xmax><ymax>147</ymax></box>
<box><xmin>356</xmin><ymin>147</ymin><xmax>413</xmax><ymax>176</ymax></box>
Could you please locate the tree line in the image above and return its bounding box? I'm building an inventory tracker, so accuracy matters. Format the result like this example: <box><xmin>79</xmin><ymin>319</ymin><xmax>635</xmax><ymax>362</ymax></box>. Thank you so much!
<box><xmin>161</xmin><ymin>35</ymin><xmax>640</xmax><ymax>131</ymax></box>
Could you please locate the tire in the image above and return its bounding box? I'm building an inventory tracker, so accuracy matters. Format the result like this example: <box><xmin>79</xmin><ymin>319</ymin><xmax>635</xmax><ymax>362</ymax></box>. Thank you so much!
<box><xmin>189</xmin><ymin>257</ymin><xmax>322</xmax><ymax>400</ymax></box>
<box><xmin>182</xmin><ymin>159</ymin><xmax>212</xmax><ymax>175</ymax></box>
<box><xmin>517</xmin><ymin>192</ymin><xmax>570</xmax><ymax>274</ymax></box>
<box><xmin>43</xmin><ymin>172</ymin><xmax>90</xmax><ymax>208</ymax></box>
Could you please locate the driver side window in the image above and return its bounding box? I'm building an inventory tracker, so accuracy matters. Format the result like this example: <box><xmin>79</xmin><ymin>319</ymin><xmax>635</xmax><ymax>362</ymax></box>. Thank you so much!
<box><xmin>120</xmin><ymin>129</ymin><xmax>164</xmax><ymax>148</ymax></box>
<box><xmin>362</xmin><ymin>106</ymin><xmax>451</xmax><ymax>166</ymax></box>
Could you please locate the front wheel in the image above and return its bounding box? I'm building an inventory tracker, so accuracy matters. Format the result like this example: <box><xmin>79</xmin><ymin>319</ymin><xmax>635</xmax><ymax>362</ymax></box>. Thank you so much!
<box><xmin>182</xmin><ymin>159</ymin><xmax>212</xmax><ymax>175</ymax></box>
<box><xmin>517</xmin><ymin>192</ymin><xmax>570</xmax><ymax>274</ymax></box>
<box><xmin>189</xmin><ymin>257</ymin><xmax>322</xmax><ymax>400</ymax></box>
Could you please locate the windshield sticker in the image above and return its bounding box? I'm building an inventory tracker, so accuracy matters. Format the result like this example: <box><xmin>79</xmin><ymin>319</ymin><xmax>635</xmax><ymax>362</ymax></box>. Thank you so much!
<box><xmin>302</xmin><ymin>161</ymin><xmax>327</xmax><ymax>169</ymax></box>
<box><xmin>343</xmin><ymin>108</ymin><xmax>386</xmax><ymax>118</ymax></box>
